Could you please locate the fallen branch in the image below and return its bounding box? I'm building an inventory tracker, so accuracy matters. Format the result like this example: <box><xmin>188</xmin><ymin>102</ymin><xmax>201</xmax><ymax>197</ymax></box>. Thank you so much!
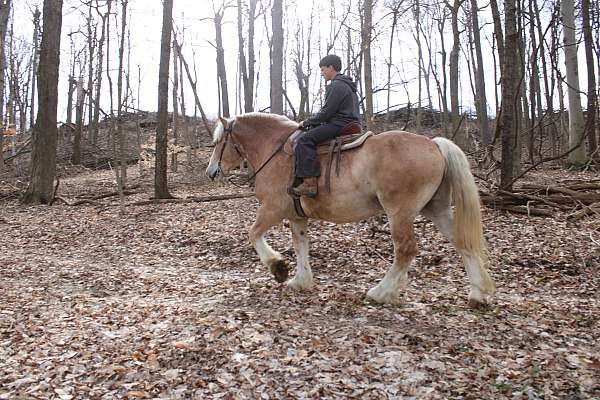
<box><xmin>128</xmin><ymin>192</ymin><xmax>255</xmax><ymax>206</ymax></box>
<box><xmin>52</xmin><ymin>196</ymin><xmax>102</xmax><ymax>207</ymax></box>
<box><xmin>87</xmin><ymin>185</ymin><xmax>140</xmax><ymax>200</ymax></box>
<box><xmin>490</xmin><ymin>204</ymin><xmax>554</xmax><ymax>217</ymax></box>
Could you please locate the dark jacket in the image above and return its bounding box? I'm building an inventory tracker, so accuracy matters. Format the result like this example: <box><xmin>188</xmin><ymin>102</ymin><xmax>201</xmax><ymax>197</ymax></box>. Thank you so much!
<box><xmin>305</xmin><ymin>74</ymin><xmax>360</xmax><ymax>127</ymax></box>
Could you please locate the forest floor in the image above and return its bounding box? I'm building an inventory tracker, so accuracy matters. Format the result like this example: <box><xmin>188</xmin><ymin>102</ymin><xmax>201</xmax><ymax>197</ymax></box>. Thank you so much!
<box><xmin>0</xmin><ymin>156</ymin><xmax>599</xmax><ymax>399</ymax></box>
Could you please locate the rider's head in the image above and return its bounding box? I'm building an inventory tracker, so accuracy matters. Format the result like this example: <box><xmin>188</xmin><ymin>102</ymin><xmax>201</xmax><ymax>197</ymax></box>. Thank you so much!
<box><xmin>319</xmin><ymin>54</ymin><xmax>341</xmax><ymax>81</ymax></box>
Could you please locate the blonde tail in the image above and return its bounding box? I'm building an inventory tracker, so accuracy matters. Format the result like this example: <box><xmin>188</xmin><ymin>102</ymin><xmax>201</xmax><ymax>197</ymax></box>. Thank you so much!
<box><xmin>432</xmin><ymin>137</ymin><xmax>495</xmax><ymax>295</ymax></box>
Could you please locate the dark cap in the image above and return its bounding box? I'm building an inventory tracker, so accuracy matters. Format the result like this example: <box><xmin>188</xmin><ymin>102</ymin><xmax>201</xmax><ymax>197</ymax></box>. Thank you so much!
<box><xmin>319</xmin><ymin>54</ymin><xmax>342</xmax><ymax>72</ymax></box>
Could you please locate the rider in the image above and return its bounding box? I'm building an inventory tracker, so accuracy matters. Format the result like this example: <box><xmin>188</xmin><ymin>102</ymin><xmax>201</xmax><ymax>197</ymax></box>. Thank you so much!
<box><xmin>291</xmin><ymin>54</ymin><xmax>361</xmax><ymax>198</ymax></box>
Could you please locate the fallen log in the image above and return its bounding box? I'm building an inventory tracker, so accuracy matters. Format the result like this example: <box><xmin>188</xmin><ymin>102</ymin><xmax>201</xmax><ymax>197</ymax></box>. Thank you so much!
<box><xmin>128</xmin><ymin>192</ymin><xmax>254</xmax><ymax>206</ymax></box>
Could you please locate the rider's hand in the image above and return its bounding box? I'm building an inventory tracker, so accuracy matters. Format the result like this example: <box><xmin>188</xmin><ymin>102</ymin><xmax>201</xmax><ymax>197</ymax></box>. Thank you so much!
<box><xmin>298</xmin><ymin>120</ymin><xmax>305</xmax><ymax>128</ymax></box>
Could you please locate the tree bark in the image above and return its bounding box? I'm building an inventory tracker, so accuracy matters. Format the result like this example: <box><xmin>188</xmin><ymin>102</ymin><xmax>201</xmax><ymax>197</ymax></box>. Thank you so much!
<box><xmin>72</xmin><ymin>76</ymin><xmax>84</xmax><ymax>165</ymax></box>
<box><xmin>470</xmin><ymin>0</ymin><xmax>490</xmax><ymax>146</ymax></box>
<box><xmin>447</xmin><ymin>0</ymin><xmax>465</xmax><ymax>148</ymax></box>
<box><xmin>91</xmin><ymin>4</ymin><xmax>108</xmax><ymax>146</ymax></box>
<box><xmin>172</xmin><ymin>33</ymin><xmax>179</xmax><ymax>172</ymax></box>
<box><xmin>214</xmin><ymin>8</ymin><xmax>230</xmax><ymax>118</ymax></box>
<box><xmin>116</xmin><ymin>0</ymin><xmax>128</xmax><ymax>203</ymax></box>
<box><xmin>29</xmin><ymin>6</ymin><xmax>40</xmax><ymax>131</ymax></box>
<box><xmin>561</xmin><ymin>0</ymin><xmax>588</xmax><ymax>166</ymax></box>
<box><xmin>500</xmin><ymin>0</ymin><xmax>518</xmax><ymax>190</ymax></box>
<box><xmin>154</xmin><ymin>0</ymin><xmax>173</xmax><ymax>199</ymax></box>
<box><xmin>0</xmin><ymin>0</ymin><xmax>10</xmax><ymax>173</ymax></box>
<box><xmin>362</xmin><ymin>0</ymin><xmax>374</xmax><ymax>131</ymax></box>
<box><xmin>582</xmin><ymin>0</ymin><xmax>597</xmax><ymax>156</ymax></box>
<box><xmin>270</xmin><ymin>0</ymin><xmax>284</xmax><ymax>114</ymax></box>
<box><xmin>22</xmin><ymin>0</ymin><xmax>63</xmax><ymax>204</ymax></box>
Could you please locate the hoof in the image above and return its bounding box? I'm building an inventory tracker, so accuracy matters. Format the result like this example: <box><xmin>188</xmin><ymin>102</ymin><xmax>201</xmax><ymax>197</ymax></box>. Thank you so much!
<box><xmin>287</xmin><ymin>275</ymin><xmax>314</xmax><ymax>290</ymax></box>
<box><xmin>467</xmin><ymin>297</ymin><xmax>488</xmax><ymax>309</ymax></box>
<box><xmin>269</xmin><ymin>259</ymin><xmax>289</xmax><ymax>283</ymax></box>
<box><xmin>366</xmin><ymin>287</ymin><xmax>401</xmax><ymax>305</ymax></box>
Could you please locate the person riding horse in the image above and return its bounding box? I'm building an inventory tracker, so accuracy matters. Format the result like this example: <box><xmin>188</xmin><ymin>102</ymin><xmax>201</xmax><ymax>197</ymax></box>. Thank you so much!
<box><xmin>291</xmin><ymin>54</ymin><xmax>361</xmax><ymax>198</ymax></box>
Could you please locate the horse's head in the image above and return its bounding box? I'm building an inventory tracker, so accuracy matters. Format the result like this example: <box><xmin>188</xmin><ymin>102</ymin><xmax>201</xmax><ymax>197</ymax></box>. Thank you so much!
<box><xmin>206</xmin><ymin>117</ymin><xmax>245</xmax><ymax>180</ymax></box>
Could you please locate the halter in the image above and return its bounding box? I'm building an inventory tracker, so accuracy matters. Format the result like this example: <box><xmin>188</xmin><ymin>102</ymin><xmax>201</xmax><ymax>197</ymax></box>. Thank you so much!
<box><xmin>215</xmin><ymin>119</ymin><xmax>298</xmax><ymax>185</ymax></box>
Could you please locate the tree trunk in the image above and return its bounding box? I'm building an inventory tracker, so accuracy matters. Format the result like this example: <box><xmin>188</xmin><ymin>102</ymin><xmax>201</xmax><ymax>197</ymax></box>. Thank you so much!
<box><xmin>29</xmin><ymin>6</ymin><xmax>40</xmax><ymax>131</ymax></box>
<box><xmin>116</xmin><ymin>0</ymin><xmax>128</xmax><ymax>201</ymax></box>
<box><xmin>470</xmin><ymin>0</ymin><xmax>490</xmax><ymax>146</ymax></box>
<box><xmin>385</xmin><ymin>7</ymin><xmax>398</xmax><ymax>123</ymax></box>
<box><xmin>214</xmin><ymin>10</ymin><xmax>230</xmax><ymax>118</ymax></box>
<box><xmin>174</xmin><ymin>37</ymin><xmax>211</xmax><ymax>136</ymax></box>
<box><xmin>270</xmin><ymin>0</ymin><xmax>284</xmax><ymax>114</ymax></box>
<box><xmin>72</xmin><ymin>76</ymin><xmax>84</xmax><ymax>165</ymax></box>
<box><xmin>582</xmin><ymin>0</ymin><xmax>597</xmax><ymax>156</ymax></box>
<box><xmin>91</xmin><ymin>8</ymin><xmax>108</xmax><ymax>146</ymax></box>
<box><xmin>561</xmin><ymin>0</ymin><xmax>587</xmax><ymax>166</ymax></box>
<box><xmin>362</xmin><ymin>0</ymin><xmax>374</xmax><ymax>131</ymax></box>
<box><xmin>86</xmin><ymin>4</ymin><xmax>95</xmax><ymax>135</ymax></box>
<box><xmin>499</xmin><ymin>0</ymin><xmax>518</xmax><ymax>190</ymax></box>
<box><xmin>171</xmin><ymin>36</ymin><xmax>179</xmax><ymax>172</ymax></box>
<box><xmin>0</xmin><ymin>0</ymin><xmax>10</xmax><ymax>174</ymax></box>
<box><xmin>448</xmin><ymin>0</ymin><xmax>465</xmax><ymax>148</ymax></box>
<box><xmin>22</xmin><ymin>0</ymin><xmax>63</xmax><ymax>204</ymax></box>
<box><xmin>155</xmin><ymin>0</ymin><xmax>173</xmax><ymax>199</ymax></box>
<box><xmin>414</xmin><ymin>0</ymin><xmax>423</xmax><ymax>131</ymax></box>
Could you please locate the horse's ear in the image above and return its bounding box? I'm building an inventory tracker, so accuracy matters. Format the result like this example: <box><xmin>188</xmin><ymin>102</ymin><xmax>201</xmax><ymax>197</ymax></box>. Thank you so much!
<box><xmin>219</xmin><ymin>116</ymin><xmax>228</xmax><ymax>127</ymax></box>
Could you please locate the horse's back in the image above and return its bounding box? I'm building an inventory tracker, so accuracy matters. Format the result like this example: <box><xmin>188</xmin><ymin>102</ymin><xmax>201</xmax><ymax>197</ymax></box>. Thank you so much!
<box><xmin>299</xmin><ymin>130</ymin><xmax>445</xmax><ymax>222</ymax></box>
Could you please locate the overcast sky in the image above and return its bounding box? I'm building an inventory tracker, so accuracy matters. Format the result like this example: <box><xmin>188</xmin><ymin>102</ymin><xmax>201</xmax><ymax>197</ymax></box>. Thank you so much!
<box><xmin>11</xmin><ymin>0</ymin><xmax>585</xmax><ymax>124</ymax></box>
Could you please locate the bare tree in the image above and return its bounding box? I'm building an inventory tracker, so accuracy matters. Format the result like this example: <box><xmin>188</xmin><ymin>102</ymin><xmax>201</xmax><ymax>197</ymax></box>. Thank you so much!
<box><xmin>22</xmin><ymin>0</ymin><xmax>63</xmax><ymax>204</ymax></box>
<box><xmin>446</xmin><ymin>0</ymin><xmax>466</xmax><ymax>148</ymax></box>
<box><xmin>29</xmin><ymin>6</ymin><xmax>40</xmax><ymax>130</ymax></box>
<box><xmin>362</xmin><ymin>0</ymin><xmax>374</xmax><ymax>131</ymax></box>
<box><xmin>0</xmin><ymin>0</ymin><xmax>11</xmax><ymax>173</ymax></box>
<box><xmin>90</xmin><ymin>1</ymin><xmax>108</xmax><ymax>145</ymax></box>
<box><xmin>116</xmin><ymin>0</ymin><xmax>128</xmax><ymax>206</ymax></box>
<box><xmin>72</xmin><ymin>76</ymin><xmax>84</xmax><ymax>164</ymax></box>
<box><xmin>237</xmin><ymin>0</ymin><xmax>257</xmax><ymax>113</ymax></box>
<box><xmin>582</xmin><ymin>0</ymin><xmax>597</xmax><ymax>156</ymax></box>
<box><xmin>213</xmin><ymin>3</ymin><xmax>231</xmax><ymax>118</ymax></box>
<box><xmin>469</xmin><ymin>0</ymin><xmax>490</xmax><ymax>146</ymax></box>
<box><xmin>155</xmin><ymin>0</ymin><xmax>173</xmax><ymax>199</ymax></box>
<box><xmin>270</xmin><ymin>0</ymin><xmax>284</xmax><ymax>114</ymax></box>
<box><xmin>561</xmin><ymin>0</ymin><xmax>587</xmax><ymax>166</ymax></box>
<box><xmin>499</xmin><ymin>0</ymin><xmax>518</xmax><ymax>190</ymax></box>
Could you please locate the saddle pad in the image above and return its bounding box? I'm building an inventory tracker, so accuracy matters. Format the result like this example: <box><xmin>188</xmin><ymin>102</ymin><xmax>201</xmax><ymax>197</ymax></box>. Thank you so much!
<box><xmin>283</xmin><ymin>130</ymin><xmax>374</xmax><ymax>155</ymax></box>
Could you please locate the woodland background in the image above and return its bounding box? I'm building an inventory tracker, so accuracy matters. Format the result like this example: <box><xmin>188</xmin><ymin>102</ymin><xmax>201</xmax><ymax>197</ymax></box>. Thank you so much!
<box><xmin>0</xmin><ymin>0</ymin><xmax>599</xmax><ymax>398</ymax></box>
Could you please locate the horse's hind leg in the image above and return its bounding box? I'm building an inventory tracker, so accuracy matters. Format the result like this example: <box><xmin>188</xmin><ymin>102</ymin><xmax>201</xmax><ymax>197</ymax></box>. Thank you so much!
<box><xmin>249</xmin><ymin>205</ymin><xmax>288</xmax><ymax>283</ymax></box>
<box><xmin>366</xmin><ymin>212</ymin><xmax>417</xmax><ymax>304</ymax></box>
<box><xmin>288</xmin><ymin>219</ymin><xmax>314</xmax><ymax>290</ymax></box>
<box><xmin>421</xmin><ymin>199</ymin><xmax>493</xmax><ymax>307</ymax></box>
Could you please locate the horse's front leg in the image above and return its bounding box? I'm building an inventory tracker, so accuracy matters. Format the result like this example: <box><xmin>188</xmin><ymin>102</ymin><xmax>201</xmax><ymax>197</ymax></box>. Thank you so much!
<box><xmin>288</xmin><ymin>219</ymin><xmax>314</xmax><ymax>290</ymax></box>
<box><xmin>249</xmin><ymin>206</ymin><xmax>288</xmax><ymax>283</ymax></box>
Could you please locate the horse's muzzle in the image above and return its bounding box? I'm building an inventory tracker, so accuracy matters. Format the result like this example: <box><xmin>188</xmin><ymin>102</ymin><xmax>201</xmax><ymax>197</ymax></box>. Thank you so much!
<box><xmin>205</xmin><ymin>164</ymin><xmax>220</xmax><ymax>180</ymax></box>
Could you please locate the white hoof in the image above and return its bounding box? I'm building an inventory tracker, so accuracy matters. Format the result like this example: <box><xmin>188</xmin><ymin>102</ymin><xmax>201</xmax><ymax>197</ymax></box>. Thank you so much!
<box><xmin>287</xmin><ymin>274</ymin><xmax>314</xmax><ymax>290</ymax></box>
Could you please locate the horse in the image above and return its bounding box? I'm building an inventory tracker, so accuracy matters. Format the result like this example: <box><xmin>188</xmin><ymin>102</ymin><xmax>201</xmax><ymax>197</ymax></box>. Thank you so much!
<box><xmin>205</xmin><ymin>112</ymin><xmax>495</xmax><ymax>308</ymax></box>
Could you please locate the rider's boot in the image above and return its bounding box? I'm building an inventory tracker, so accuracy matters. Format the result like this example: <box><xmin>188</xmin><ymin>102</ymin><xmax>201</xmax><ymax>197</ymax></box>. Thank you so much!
<box><xmin>290</xmin><ymin>177</ymin><xmax>318</xmax><ymax>198</ymax></box>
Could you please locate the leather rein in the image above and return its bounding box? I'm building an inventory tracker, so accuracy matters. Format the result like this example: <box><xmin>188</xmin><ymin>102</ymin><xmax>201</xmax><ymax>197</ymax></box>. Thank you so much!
<box><xmin>217</xmin><ymin>120</ymin><xmax>298</xmax><ymax>185</ymax></box>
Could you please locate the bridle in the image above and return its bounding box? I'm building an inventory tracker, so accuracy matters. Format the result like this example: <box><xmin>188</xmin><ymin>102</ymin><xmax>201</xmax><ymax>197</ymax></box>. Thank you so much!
<box><xmin>216</xmin><ymin>120</ymin><xmax>243</xmax><ymax>172</ymax></box>
<box><xmin>215</xmin><ymin>119</ymin><xmax>298</xmax><ymax>185</ymax></box>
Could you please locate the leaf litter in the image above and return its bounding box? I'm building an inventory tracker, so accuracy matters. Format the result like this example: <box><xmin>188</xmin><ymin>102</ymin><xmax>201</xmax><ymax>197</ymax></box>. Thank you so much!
<box><xmin>0</xmin><ymin>164</ymin><xmax>599</xmax><ymax>399</ymax></box>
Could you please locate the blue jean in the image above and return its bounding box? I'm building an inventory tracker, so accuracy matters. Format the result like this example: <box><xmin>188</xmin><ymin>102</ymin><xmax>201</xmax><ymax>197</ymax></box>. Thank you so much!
<box><xmin>294</xmin><ymin>123</ymin><xmax>343</xmax><ymax>177</ymax></box>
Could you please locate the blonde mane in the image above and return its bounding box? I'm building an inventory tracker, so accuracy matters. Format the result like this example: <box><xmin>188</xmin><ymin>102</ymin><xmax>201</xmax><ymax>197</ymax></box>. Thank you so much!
<box><xmin>213</xmin><ymin>113</ymin><xmax>296</xmax><ymax>143</ymax></box>
<box><xmin>212</xmin><ymin>120</ymin><xmax>225</xmax><ymax>143</ymax></box>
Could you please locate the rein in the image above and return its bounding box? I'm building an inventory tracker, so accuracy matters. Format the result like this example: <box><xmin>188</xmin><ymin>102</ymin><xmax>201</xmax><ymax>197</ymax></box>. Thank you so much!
<box><xmin>218</xmin><ymin>121</ymin><xmax>298</xmax><ymax>185</ymax></box>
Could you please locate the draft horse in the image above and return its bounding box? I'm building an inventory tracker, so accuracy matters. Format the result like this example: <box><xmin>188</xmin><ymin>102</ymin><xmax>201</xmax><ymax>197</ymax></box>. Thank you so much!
<box><xmin>206</xmin><ymin>112</ymin><xmax>495</xmax><ymax>307</ymax></box>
